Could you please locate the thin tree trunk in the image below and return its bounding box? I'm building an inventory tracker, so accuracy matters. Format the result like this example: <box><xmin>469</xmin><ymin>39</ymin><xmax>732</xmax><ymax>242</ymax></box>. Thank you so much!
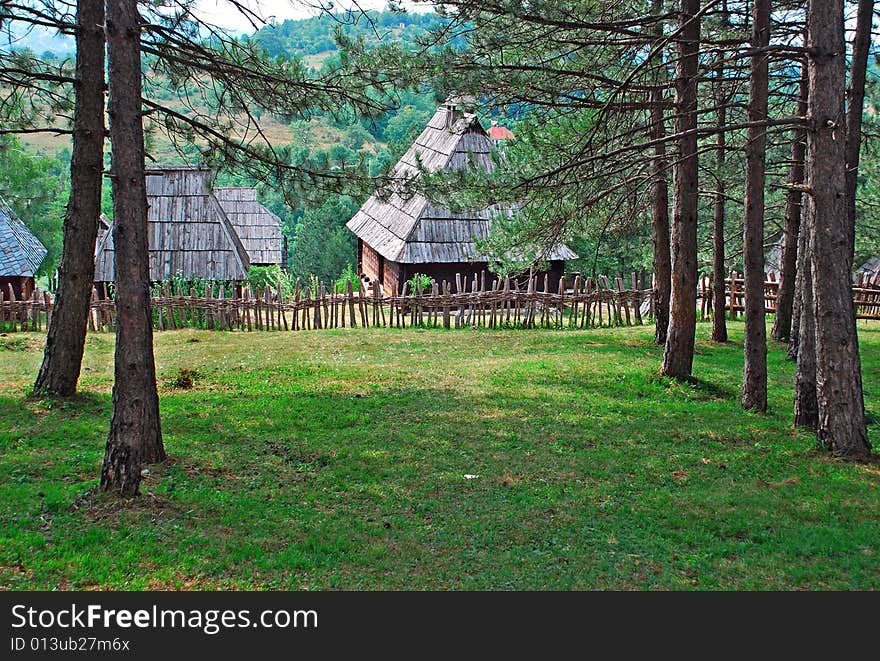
<box><xmin>845</xmin><ymin>0</ymin><xmax>874</xmax><ymax>236</ymax></box>
<box><xmin>33</xmin><ymin>0</ymin><xmax>105</xmax><ymax>397</ymax></box>
<box><xmin>771</xmin><ymin>58</ymin><xmax>808</xmax><ymax>344</ymax></box>
<box><xmin>741</xmin><ymin>0</ymin><xmax>770</xmax><ymax>412</ymax></box>
<box><xmin>661</xmin><ymin>0</ymin><xmax>700</xmax><ymax>379</ymax></box>
<box><xmin>650</xmin><ymin>0</ymin><xmax>671</xmax><ymax>346</ymax></box>
<box><xmin>794</xmin><ymin>190</ymin><xmax>818</xmax><ymax>428</ymax></box>
<box><xmin>712</xmin><ymin>58</ymin><xmax>728</xmax><ymax>344</ymax></box>
<box><xmin>101</xmin><ymin>0</ymin><xmax>165</xmax><ymax>496</ymax></box>
<box><xmin>806</xmin><ymin>0</ymin><xmax>870</xmax><ymax>455</ymax></box>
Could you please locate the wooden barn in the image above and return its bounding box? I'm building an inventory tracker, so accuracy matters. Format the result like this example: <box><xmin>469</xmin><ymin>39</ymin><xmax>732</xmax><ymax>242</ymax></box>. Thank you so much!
<box><xmin>346</xmin><ymin>100</ymin><xmax>576</xmax><ymax>294</ymax></box>
<box><xmin>94</xmin><ymin>166</ymin><xmax>251</xmax><ymax>286</ymax></box>
<box><xmin>213</xmin><ymin>187</ymin><xmax>284</xmax><ymax>267</ymax></box>
<box><xmin>0</xmin><ymin>194</ymin><xmax>47</xmax><ymax>299</ymax></box>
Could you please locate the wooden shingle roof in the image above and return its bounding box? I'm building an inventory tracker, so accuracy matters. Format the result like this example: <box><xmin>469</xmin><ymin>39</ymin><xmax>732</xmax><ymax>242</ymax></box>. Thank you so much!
<box><xmin>0</xmin><ymin>194</ymin><xmax>47</xmax><ymax>277</ymax></box>
<box><xmin>347</xmin><ymin>102</ymin><xmax>576</xmax><ymax>264</ymax></box>
<box><xmin>214</xmin><ymin>187</ymin><xmax>283</xmax><ymax>266</ymax></box>
<box><xmin>94</xmin><ymin>166</ymin><xmax>250</xmax><ymax>282</ymax></box>
<box><xmin>859</xmin><ymin>256</ymin><xmax>880</xmax><ymax>274</ymax></box>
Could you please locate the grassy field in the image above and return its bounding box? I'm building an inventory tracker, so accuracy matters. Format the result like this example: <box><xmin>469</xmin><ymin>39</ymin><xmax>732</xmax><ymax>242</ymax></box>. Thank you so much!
<box><xmin>0</xmin><ymin>321</ymin><xmax>878</xmax><ymax>590</ymax></box>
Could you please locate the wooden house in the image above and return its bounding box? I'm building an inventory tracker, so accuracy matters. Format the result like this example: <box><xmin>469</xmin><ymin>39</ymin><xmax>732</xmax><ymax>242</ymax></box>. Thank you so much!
<box><xmin>94</xmin><ymin>166</ymin><xmax>251</xmax><ymax>286</ymax></box>
<box><xmin>214</xmin><ymin>187</ymin><xmax>283</xmax><ymax>267</ymax></box>
<box><xmin>346</xmin><ymin>100</ymin><xmax>576</xmax><ymax>294</ymax></box>
<box><xmin>0</xmin><ymin>194</ymin><xmax>47</xmax><ymax>299</ymax></box>
<box><xmin>858</xmin><ymin>256</ymin><xmax>880</xmax><ymax>276</ymax></box>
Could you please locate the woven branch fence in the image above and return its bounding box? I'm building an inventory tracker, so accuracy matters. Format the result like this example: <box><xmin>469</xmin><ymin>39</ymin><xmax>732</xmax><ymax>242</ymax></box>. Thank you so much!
<box><xmin>698</xmin><ymin>270</ymin><xmax>880</xmax><ymax>321</ymax></box>
<box><xmin>2</xmin><ymin>271</ymin><xmax>878</xmax><ymax>334</ymax></box>
<box><xmin>1</xmin><ymin>273</ymin><xmax>650</xmax><ymax>333</ymax></box>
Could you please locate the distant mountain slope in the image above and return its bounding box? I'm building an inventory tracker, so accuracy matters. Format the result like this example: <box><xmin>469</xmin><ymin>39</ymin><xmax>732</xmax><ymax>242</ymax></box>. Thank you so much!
<box><xmin>249</xmin><ymin>10</ymin><xmax>443</xmax><ymax>58</ymax></box>
<box><xmin>3</xmin><ymin>24</ymin><xmax>74</xmax><ymax>57</ymax></box>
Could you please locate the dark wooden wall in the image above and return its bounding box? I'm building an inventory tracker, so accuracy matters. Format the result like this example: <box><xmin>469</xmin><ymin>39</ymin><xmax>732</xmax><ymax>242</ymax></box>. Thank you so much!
<box><xmin>0</xmin><ymin>276</ymin><xmax>34</xmax><ymax>300</ymax></box>
<box><xmin>358</xmin><ymin>240</ymin><xmax>567</xmax><ymax>294</ymax></box>
<box><xmin>395</xmin><ymin>261</ymin><xmax>566</xmax><ymax>293</ymax></box>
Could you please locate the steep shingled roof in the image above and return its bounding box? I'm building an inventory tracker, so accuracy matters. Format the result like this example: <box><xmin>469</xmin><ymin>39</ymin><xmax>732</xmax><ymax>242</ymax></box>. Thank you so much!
<box><xmin>346</xmin><ymin>103</ymin><xmax>576</xmax><ymax>264</ymax></box>
<box><xmin>0</xmin><ymin>195</ymin><xmax>47</xmax><ymax>277</ymax></box>
<box><xmin>94</xmin><ymin>166</ymin><xmax>250</xmax><ymax>282</ymax></box>
<box><xmin>214</xmin><ymin>187</ymin><xmax>283</xmax><ymax>266</ymax></box>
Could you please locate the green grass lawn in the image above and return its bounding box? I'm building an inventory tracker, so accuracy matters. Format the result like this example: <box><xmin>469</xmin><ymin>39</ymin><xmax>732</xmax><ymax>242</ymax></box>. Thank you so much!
<box><xmin>1</xmin><ymin>321</ymin><xmax>878</xmax><ymax>590</ymax></box>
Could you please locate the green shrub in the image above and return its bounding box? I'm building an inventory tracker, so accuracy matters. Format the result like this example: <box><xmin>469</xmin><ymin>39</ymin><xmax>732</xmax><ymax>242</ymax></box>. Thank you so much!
<box><xmin>406</xmin><ymin>273</ymin><xmax>433</xmax><ymax>293</ymax></box>
<box><xmin>333</xmin><ymin>263</ymin><xmax>359</xmax><ymax>294</ymax></box>
<box><xmin>248</xmin><ymin>265</ymin><xmax>294</xmax><ymax>297</ymax></box>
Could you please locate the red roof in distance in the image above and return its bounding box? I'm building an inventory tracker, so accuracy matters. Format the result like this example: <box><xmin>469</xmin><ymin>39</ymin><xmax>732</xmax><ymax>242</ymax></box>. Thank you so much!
<box><xmin>488</xmin><ymin>124</ymin><xmax>515</xmax><ymax>141</ymax></box>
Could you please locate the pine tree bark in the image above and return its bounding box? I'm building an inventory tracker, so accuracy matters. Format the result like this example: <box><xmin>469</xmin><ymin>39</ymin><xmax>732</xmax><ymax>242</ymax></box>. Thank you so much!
<box><xmin>650</xmin><ymin>0</ymin><xmax>671</xmax><ymax>346</ymax></box>
<box><xmin>845</xmin><ymin>0</ymin><xmax>873</xmax><ymax>238</ymax></box>
<box><xmin>100</xmin><ymin>0</ymin><xmax>165</xmax><ymax>496</ymax></box>
<box><xmin>771</xmin><ymin>60</ymin><xmax>808</xmax><ymax>345</ymax></box>
<box><xmin>741</xmin><ymin>0</ymin><xmax>770</xmax><ymax>412</ymax></box>
<box><xmin>794</xmin><ymin>192</ymin><xmax>818</xmax><ymax>428</ymax></box>
<box><xmin>806</xmin><ymin>0</ymin><xmax>870</xmax><ymax>455</ymax></box>
<box><xmin>33</xmin><ymin>0</ymin><xmax>105</xmax><ymax>397</ymax></box>
<box><xmin>712</xmin><ymin>58</ymin><xmax>728</xmax><ymax>344</ymax></box>
<box><xmin>661</xmin><ymin>0</ymin><xmax>700</xmax><ymax>379</ymax></box>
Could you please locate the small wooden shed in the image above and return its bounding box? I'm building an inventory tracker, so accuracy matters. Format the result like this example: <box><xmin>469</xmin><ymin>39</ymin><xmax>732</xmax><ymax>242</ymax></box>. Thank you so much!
<box><xmin>214</xmin><ymin>187</ymin><xmax>283</xmax><ymax>267</ymax></box>
<box><xmin>0</xmin><ymin>194</ymin><xmax>47</xmax><ymax>299</ymax></box>
<box><xmin>346</xmin><ymin>99</ymin><xmax>576</xmax><ymax>293</ymax></box>
<box><xmin>94</xmin><ymin>166</ymin><xmax>251</xmax><ymax>285</ymax></box>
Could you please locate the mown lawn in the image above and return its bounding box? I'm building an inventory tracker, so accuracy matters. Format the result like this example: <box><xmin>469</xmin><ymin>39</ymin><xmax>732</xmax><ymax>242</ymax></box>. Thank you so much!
<box><xmin>0</xmin><ymin>321</ymin><xmax>878</xmax><ymax>590</ymax></box>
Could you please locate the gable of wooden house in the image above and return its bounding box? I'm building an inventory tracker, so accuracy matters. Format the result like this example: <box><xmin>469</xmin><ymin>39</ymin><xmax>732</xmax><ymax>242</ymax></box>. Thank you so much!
<box><xmin>94</xmin><ymin>166</ymin><xmax>250</xmax><ymax>284</ymax></box>
<box><xmin>213</xmin><ymin>187</ymin><xmax>283</xmax><ymax>266</ymax></box>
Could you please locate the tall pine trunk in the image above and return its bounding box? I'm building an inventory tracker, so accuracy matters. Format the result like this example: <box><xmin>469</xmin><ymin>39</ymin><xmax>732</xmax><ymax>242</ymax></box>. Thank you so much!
<box><xmin>712</xmin><ymin>59</ymin><xmax>728</xmax><ymax>343</ymax></box>
<box><xmin>100</xmin><ymin>0</ymin><xmax>165</xmax><ymax>496</ymax></box>
<box><xmin>845</xmin><ymin>0</ymin><xmax>873</xmax><ymax>236</ymax></box>
<box><xmin>33</xmin><ymin>0</ymin><xmax>105</xmax><ymax>397</ymax></box>
<box><xmin>771</xmin><ymin>59</ymin><xmax>808</xmax><ymax>345</ymax></box>
<box><xmin>650</xmin><ymin>0</ymin><xmax>671</xmax><ymax>346</ymax></box>
<box><xmin>806</xmin><ymin>0</ymin><xmax>870</xmax><ymax>456</ymax></box>
<box><xmin>741</xmin><ymin>0</ymin><xmax>770</xmax><ymax>411</ymax></box>
<box><xmin>661</xmin><ymin>0</ymin><xmax>700</xmax><ymax>379</ymax></box>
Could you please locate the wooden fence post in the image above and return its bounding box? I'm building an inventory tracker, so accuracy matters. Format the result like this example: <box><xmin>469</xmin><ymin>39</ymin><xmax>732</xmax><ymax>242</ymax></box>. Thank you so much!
<box><xmin>632</xmin><ymin>272</ymin><xmax>643</xmax><ymax>325</ymax></box>
<box><xmin>455</xmin><ymin>273</ymin><xmax>463</xmax><ymax>328</ymax></box>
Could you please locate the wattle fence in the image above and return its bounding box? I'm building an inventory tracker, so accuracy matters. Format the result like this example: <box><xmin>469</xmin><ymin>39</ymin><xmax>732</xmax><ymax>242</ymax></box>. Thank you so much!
<box><xmin>2</xmin><ymin>270</ymin><xmax>878</xmax><ymax>334</ymax></box>
<box><xmin>698</xmin><ymin>270</ymin><xmax>880</xmax><ymax>321</ymax></box>
<box><xmin>1</xmin><ymin>273</ymin><xmax>651</xmax><ymax>333</ymax></box>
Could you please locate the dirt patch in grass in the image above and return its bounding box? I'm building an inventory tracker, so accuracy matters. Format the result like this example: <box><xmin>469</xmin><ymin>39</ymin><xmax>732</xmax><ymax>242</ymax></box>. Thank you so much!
<box><xmin>264</xmin><ymin>440</ymin><xmax>331</xmax><ymax>472</ymax></box>
<box><xmin>69</xmin><ymin>487</ymin><xmax>182</xmax><ymax>522</ymax></box>
<box><xmin>0</xmin><ymin>335</ymin><xmax>41</xmax><ymax>352</ymax></box>
<box><xmin>164</xmin><ymin>368</ymin><xmax>200</xmax><ymax>390</ymax></box>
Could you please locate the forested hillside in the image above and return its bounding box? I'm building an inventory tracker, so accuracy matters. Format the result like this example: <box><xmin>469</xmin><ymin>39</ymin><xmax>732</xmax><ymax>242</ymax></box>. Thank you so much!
<box><xmin>6</xmin><ymin>11</ymin><xmax>448</xmax><ymax>280</ymax></box>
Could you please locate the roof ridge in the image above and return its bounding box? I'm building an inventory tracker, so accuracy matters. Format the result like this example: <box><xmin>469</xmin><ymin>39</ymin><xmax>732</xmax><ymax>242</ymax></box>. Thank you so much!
<box><xmin>396</xmin><ymin>107</ymin><xmax>485</xmax><ymax>246</ymax></box>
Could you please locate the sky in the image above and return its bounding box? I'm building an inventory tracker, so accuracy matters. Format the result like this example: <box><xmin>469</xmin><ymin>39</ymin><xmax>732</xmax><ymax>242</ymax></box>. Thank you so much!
<box><xmin>193</xmin><ymin>0</ymin><xmax>430</xmax><ymax>31</ymax></box>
